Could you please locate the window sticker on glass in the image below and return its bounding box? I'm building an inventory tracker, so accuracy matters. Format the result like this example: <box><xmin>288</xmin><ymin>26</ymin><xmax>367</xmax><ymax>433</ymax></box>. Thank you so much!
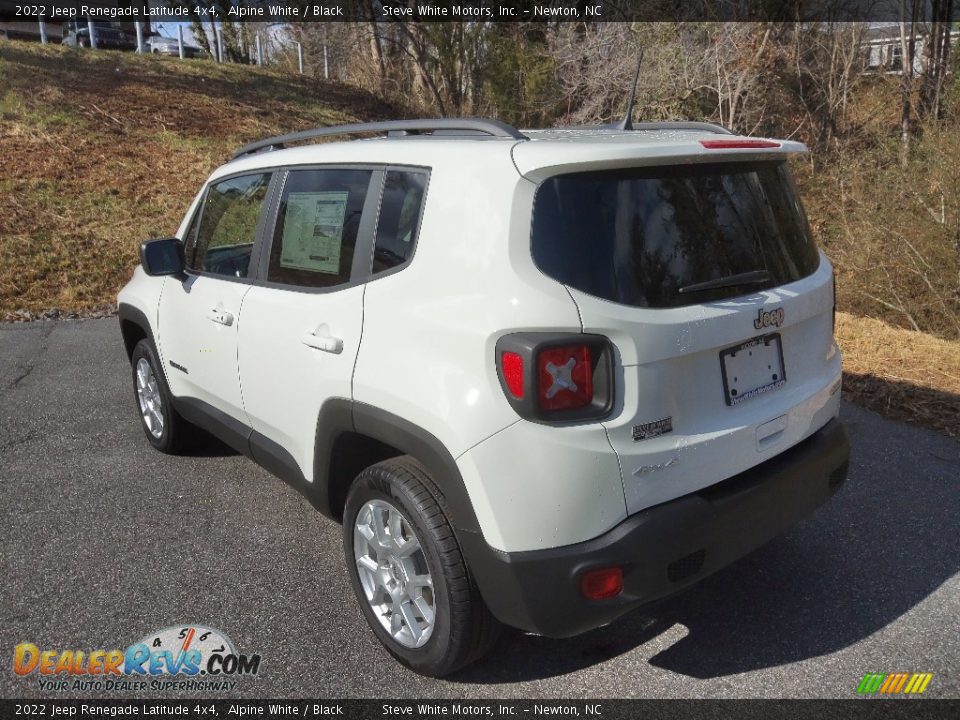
<box><xmin>280</xmin><ymin>191</ymin><xmax>349</xmax><ymax>274</ymax></box>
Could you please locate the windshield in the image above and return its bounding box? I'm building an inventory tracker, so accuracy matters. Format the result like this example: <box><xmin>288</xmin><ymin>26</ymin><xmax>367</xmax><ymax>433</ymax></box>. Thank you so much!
<box><xmin>531</xmin><ymin>161</ymin><xmax>820</xmax><ymax>308</ymax></box>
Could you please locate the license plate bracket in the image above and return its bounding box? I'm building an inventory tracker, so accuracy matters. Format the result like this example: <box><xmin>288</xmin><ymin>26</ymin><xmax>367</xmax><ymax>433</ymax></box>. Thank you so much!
<box><xmin>720</xmin><ymin>333</ymin><xmax>787</xmax><ymax>406</ymax></box>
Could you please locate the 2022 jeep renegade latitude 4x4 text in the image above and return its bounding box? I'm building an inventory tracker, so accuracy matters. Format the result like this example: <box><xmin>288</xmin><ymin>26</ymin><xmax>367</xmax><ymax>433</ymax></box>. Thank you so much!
<box><xmin>118</xmin><ymin>118</ymin><xmax>850</xmax><ymax>676</ymax></box>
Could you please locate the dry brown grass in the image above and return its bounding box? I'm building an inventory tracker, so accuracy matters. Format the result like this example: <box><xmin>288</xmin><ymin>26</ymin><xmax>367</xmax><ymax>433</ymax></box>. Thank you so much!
<box><xmin>0</xmin><ymin>41</ymin><xmax>395</xmax><ymax>317</ymax></box>
<box><xmin>836</xmin><ymin>311</ymin><xmax>960</xmax><ymax>437</ymax></box>
<box><xmin>794</xmin><ymin>80</ymin><xmax>960</xmax><ymax>342</ymax></box>
<box><xmin>2</xmin><ymin>42</ymin><xmax>957</xmax><ymax>438</ymax></box>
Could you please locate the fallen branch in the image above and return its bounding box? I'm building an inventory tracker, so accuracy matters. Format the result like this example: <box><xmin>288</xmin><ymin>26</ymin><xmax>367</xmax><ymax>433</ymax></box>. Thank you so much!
<box><xmin>861</xmin><ymin>292</ymin><xmax>921</xmax><ymax>331</ymax></box>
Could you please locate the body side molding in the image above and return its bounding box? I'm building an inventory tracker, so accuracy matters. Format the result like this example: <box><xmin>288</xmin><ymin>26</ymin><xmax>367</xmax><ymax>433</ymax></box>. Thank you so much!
<box><xmin>172</xmin><ymin>396</ymin><xmax>253</xmax><ymax>459</ymax></box>
<box><xmin>249</xmin><ymin>431</ymin><xmax>308</xmax><ymax>488</ymax></box>
<box><xmin>171</xmin><ymin>395</ymin><xmax>310</xmax><ymax>491</ymax></box>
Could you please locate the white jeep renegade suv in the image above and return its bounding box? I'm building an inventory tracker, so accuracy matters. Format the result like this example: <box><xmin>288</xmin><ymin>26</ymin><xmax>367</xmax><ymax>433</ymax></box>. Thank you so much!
<box><xmin>118</xmin><ymin>118</ymin><xmax>849</xmax><ymax>676</ymax></box>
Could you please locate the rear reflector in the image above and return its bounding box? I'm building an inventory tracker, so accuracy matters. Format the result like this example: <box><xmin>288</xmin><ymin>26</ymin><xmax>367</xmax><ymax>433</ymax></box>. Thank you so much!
<box><xmin>537</xmin><ymin>344</ymin><xmax>593</xmax><ymax>411</ymax></box>
<box><xmin>580</xmin><ymin>567</ymin><xmax>623</xmax><ymax>600</ymax></box>
<box><xmin>666</xmin><ymin>549</ymin><xmax>706</xmax><ymax>583</ymax></box>
<box><xmin>500</xmin><ymin>351</ymin><xmax>524</xmax><ymax>399</ymax></box>
<box><xmin>700</xmin><ymin>139</ymin><xmax>781</xmax><ymax>149</ymax></box>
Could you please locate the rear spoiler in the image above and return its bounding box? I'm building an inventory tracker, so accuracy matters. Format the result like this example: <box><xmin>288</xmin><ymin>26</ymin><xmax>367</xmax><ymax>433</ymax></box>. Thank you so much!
<box><xmin>512</xmin><ymin>136</ymin><xmax>807</xmax><ymax>181</ymax></box>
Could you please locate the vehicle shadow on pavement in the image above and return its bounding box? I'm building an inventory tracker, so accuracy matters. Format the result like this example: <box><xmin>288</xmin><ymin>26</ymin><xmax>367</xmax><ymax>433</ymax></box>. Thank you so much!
<box><xmin>645</xmin><ymin>406</ymin><xmax>960</xmax><ymax>679</ymax></box>
<box><xmin>453</xmin><ymin>615</ymin><xmax>678</xmax><ymax>684</ymax></box>
<box><xmin>183</xmin><ymin>433</ymin><xmax>239</xmax><ymax>458</ymax></box>
<box><xmin>454</xmin><ymin>405</ymin><xmax>960</xmax><ymax>682</ymax></box>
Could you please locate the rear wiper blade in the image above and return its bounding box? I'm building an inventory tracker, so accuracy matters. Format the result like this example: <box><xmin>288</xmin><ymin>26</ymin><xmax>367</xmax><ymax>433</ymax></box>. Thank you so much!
<box><xmin>678</xmin><ymin>270</ymin><xmax>771</xmax><ymax>295</ymax></box>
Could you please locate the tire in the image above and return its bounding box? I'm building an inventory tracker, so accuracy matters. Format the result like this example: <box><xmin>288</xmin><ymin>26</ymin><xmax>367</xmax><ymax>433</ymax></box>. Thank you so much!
<box><xmin>130</xmin><ymin>338</ymin><xmax>195</xmax><ymax>454</ymax></box>
<box><xmin>343</xmin><ymin>457</ymin><xmax>501</xmax><ymax>677</ymax></box>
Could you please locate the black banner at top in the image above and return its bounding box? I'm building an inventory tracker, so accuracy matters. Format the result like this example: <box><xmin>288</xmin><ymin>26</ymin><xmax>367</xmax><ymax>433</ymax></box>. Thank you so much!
<box><xmin>1</xmin><ymin>0</ymin><xmax>958</xmax><ymax>23</ymax></box>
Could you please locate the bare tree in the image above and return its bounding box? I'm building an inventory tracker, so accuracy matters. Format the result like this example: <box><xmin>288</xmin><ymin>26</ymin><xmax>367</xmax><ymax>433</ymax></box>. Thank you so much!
<box><xmin>899</xmin><ymin>0</ymin><xmax>922</xmax><ymax>164</ymax></box>
<box><xmin>784</xmin><ymin>22</ymin><xmax>866</xmax><ymax>147</ymax></box>
<box><xmin>920</xmin><ymin>0</ymin><xmax>955</xmax><ymax>119</ymax></box>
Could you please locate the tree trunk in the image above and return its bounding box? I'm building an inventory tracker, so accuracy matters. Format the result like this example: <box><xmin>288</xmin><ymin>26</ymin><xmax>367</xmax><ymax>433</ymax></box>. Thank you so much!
<box><xmin>402</xmin><ymin>26</ymin><xmax>447</xmax><ymax>116</ymax></box>
<box><xmin>898</xmin><ymin>1</ymin><xmax>918</xmax><ymax>166</ymax></box>
<box><xmin>922</xmin><ymin>0</ymin><xmax>954</xmax><ymax>120</ymax></box>
<box><xmin>367</xmin><ymin>20</ymin><xmax>386</xmax><ymax>89</ymax></box>
<box><xmin>208</xmin><ymin>19</ymin><xmax>220</xmax><ymax>63</ymax></box>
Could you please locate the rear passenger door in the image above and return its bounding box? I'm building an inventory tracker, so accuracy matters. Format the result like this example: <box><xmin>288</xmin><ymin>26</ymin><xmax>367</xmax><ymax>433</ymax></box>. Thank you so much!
<box><xmin>238</xmin><ymin>166</ymin><xmax>428</xmax><ymax>483</ymax></box>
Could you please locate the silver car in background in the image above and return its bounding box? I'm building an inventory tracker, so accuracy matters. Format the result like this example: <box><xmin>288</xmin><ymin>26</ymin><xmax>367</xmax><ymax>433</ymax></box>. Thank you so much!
<box><xmin>146</xmin><ymin>35</ymin><xmax>205</xmax><ymax>59</ymax></box>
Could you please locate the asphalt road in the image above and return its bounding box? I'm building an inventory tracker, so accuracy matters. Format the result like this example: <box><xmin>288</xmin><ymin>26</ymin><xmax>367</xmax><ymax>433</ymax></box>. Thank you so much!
<box><xmin>1</xmin><ymin>318</ymin><xmax>958</xmax><ymax>699</ymax></box>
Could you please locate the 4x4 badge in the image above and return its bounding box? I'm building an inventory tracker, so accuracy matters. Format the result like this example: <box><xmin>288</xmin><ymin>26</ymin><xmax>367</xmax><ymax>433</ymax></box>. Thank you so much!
<box><xmin>632</xmin><ymin>455</ymin><xmax>680</xmax><ymax>476</ymax></box>
<box><xmin>754</xmin><ymin>306</ymin><xmax>785</xmax><ymax>330</ymax></box>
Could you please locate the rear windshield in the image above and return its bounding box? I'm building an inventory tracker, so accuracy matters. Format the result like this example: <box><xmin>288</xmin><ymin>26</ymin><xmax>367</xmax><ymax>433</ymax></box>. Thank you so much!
<box><xmin>531</xmin><ymin>161</ymin><xmax>819</xmax><ymax>308</ymax></box>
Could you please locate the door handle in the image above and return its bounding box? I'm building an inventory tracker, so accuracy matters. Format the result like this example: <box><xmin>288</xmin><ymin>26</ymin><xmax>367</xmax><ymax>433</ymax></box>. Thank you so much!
<box><xmin>207</xmin><ymin>308</ymin><xmax>234</xmax><ymax>326</ymax></box>
<box><xmin>301</xmin><ymin>327</ymin><xmax>343</xmax><ymax>354</ymax></box>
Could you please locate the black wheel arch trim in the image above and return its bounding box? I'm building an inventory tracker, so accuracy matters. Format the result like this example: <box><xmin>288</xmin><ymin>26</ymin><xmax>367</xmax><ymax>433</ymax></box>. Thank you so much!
<box><xmin>118</xmin><ymin>303</ymin><xmax>178</xmax><ymax>392</ymax></box>
<box><xmin>313</xmin><ymin>399</ymin><xmax>484</xmax><ymax>538</ymax></box>
<box><xmin>118</xmin><ymin>303</ymin><xmax>156</xmax><ymax>361</ymax></box>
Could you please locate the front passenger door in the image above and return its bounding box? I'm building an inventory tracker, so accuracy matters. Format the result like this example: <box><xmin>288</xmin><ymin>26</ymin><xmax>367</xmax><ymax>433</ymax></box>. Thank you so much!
<box><xmin>157</xmin><ymin>172</ymin><xmax>272</xmax><ymax>423</ymax></box>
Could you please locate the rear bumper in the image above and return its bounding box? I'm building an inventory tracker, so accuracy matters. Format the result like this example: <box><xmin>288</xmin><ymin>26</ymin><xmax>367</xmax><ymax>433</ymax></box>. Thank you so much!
<box><xmin>462</xmin><ymin>418</ymin><xmax>850</xmax><ymax>637</ymax></box>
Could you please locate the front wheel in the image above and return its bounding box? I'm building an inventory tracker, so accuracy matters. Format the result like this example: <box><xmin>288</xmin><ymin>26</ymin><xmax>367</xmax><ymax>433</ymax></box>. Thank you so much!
<box><xmin>130</xmin><ymin>339</ymin><xmax>195</xmax><ymax>454</ymax></box>
<box><xmin>343</xmin><ymin>457</ymin><xmax>501</xmax><ymax>677</ymax></box>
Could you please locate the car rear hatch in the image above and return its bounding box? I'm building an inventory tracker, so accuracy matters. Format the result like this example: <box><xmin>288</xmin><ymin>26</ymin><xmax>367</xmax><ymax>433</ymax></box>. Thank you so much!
<box><xmin>516</xmin><ymin>133</ymin><xmax>842</xmax><ymax>514</ymax></box>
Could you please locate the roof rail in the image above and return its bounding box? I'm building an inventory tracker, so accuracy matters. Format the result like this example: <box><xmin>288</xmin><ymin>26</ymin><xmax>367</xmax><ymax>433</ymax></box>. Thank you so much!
<box><xmin>231</xmin><ymin>118</ymin><xmax>527</xmax><ymax>160</ymax></box>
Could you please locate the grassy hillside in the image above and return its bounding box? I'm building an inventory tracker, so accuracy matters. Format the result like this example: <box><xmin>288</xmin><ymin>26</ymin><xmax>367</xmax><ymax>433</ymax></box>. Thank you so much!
<box><xmin>837</xmin><ymin>312</ymin><xmax>959</xmax><ymax>438</ymax></box>
<box><xmin>793</xmin><ymin>96</ymin><xmax>960</xmax><ymax>343</ymax></box>
<box><xmin>1</xmin><ymin>40</ymin><xmax>957</xmax><ymax>435</ymax></box>
<box><xmin>0</xmin><ymin>41</ymin><xmax>395</xmax><ymax>316</ymax></box>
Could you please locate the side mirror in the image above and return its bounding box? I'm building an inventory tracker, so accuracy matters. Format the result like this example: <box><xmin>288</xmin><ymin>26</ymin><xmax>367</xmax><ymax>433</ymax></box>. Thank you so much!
<box><xmin>140</xmin><ymin>238</ymin><xmax>186</xmax><ymax>277</ymax></box>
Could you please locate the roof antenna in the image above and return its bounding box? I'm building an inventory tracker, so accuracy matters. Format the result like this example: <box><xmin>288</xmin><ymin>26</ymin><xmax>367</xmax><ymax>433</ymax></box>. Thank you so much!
<box><xmin>617</xmin><ymin>49</ymin><xmax>645</xmax><ymax>131</ymax></box>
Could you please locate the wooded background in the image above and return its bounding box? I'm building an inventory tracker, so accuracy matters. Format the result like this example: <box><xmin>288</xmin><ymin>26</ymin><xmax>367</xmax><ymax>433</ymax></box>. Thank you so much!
<box><xmin>182</xmin><ymin>4</ymin><xmax>960</xmax><ymax>339</ymax></box>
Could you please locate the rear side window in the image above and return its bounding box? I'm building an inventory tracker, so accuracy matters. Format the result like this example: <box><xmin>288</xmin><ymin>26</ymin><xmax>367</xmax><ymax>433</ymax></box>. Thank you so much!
<box><xmin>267</xmin><ymin>169</ymin><xmax>372</xmax><ymax>289</ymax></box>
<box><xmin>531</xmin><ymin>161</ymin><xmax>820</xmax><ymax>308</ymax></box>
<box><xmin>372</xmin><ymin>170</ymin><xmax>427</xmax><ymax>274</ymax></box>
<box><xmin>189</xmin><ymin>173</ymin><xmax>271</xmax><ymax>279</ymax></box>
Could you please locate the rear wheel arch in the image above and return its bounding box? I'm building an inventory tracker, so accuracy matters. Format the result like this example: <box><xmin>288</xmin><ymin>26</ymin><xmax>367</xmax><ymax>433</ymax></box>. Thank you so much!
<box><xmin>324</xmin><ymin>430</ymin><xmax>403</xmax><ymax>521</ymax></box>
<box><xmin>313</xmin><ymin>401</ymin><xmax>483</xmax><ymax>540</ymax></box>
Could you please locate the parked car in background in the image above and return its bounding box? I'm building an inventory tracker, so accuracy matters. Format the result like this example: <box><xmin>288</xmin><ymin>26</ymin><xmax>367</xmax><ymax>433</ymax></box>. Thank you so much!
<box><xmin>61</xmin><ymin>21</ymin><xmax>135</xmax><ymax>51</ymax></box>
<box><xmin>146</xmin><ymin>35</ymin><xmax>205</xmax><ymax>59</ymax></box>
